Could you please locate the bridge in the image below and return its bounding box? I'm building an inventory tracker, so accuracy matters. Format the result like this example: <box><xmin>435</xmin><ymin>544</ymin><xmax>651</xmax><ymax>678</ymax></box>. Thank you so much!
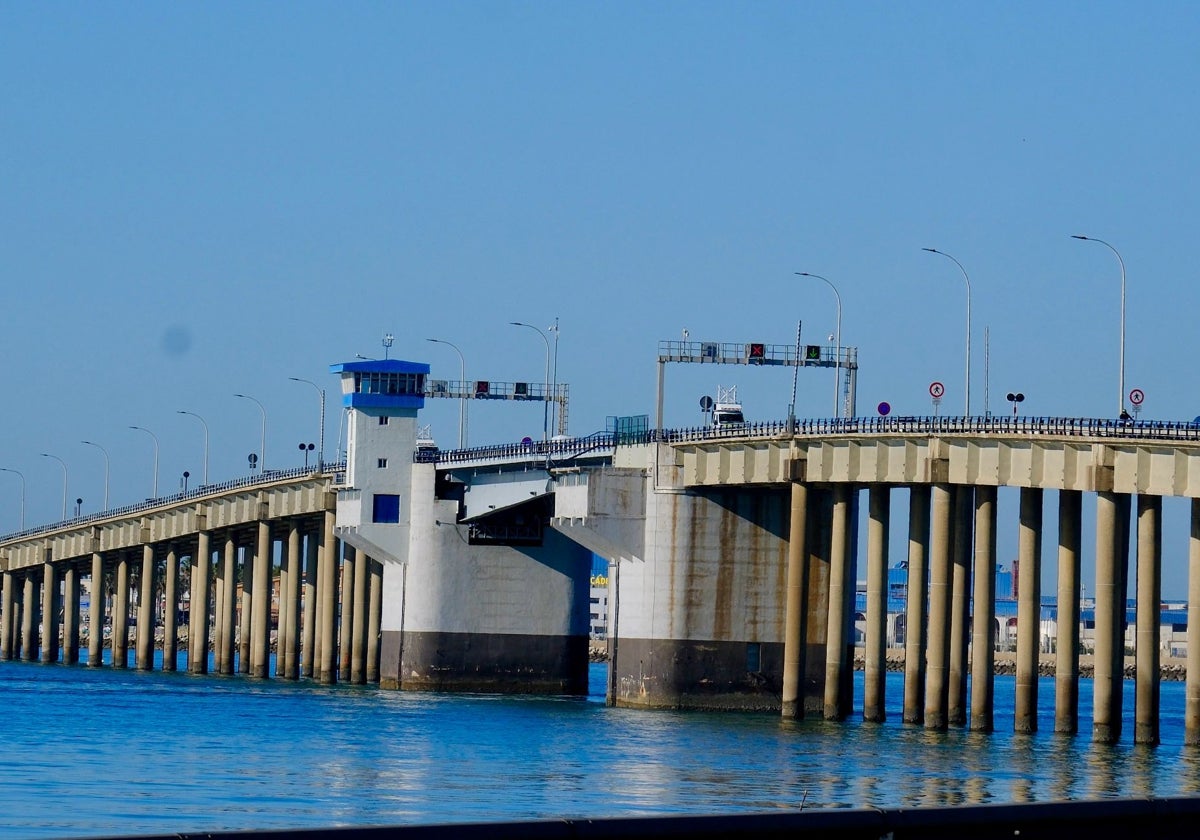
<box><xmin>5</xmin><ymin>355</ymin><xmax>1200</xmax><ymax>749</ymax></box>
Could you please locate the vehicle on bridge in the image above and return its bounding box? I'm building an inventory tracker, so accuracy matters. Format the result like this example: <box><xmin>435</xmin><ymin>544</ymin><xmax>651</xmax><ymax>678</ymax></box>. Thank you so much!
<box><xmin>711</xmin><ymin>385</ymin><xmax>747</xmax><ymax>430</ymax></box>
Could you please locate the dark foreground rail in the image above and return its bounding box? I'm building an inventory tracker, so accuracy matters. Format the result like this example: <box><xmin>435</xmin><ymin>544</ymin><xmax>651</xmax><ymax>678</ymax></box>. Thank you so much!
<box><xmin>90</xmin><ymin>795</ymin><xmax>1200</xmax><ymax>840</ymax></box>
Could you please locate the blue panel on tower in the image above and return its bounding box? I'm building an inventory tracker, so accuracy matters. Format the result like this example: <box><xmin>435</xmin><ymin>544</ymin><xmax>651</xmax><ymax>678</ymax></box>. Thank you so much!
<box><xmin>330</xmin><ymin>359</ymin><xmax>429</xmax><ymax>410</ymax></box>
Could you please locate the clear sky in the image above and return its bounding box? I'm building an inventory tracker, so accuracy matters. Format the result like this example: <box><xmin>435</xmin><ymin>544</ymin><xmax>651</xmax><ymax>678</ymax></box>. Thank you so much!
<box><xmin>2</xmin><ymin>3</ymin><xmax>1199</xmax><ymax>592</ymax></box>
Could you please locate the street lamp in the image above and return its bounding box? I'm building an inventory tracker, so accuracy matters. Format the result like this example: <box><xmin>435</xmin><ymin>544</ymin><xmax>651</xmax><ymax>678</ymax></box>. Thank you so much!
<box><xmin>288</xmin><ymin>377</ymin><xmax>326</xmax><ymax>469</ymax></box>
<box><xmin>795</xmin><ymin>272</ymin><xmax>843</xmax><ymax>418</ymax></box>
<box><xmin>1072</xmin><ymin>235</ymin><xmax>1128</xmax><ymax>417</ymax></box>
<box><xmin>234</xmin><ymin>394</ymin><xmax>268</xmax><ymax>472</ymax></box>
<box><xmin>0</xmin><ymin>467</ymin><xmax>26</xmax><ymax>530</ymax></box>
<box><xmin>298</xmin><ymin>442</ymin><xmax>315</xmax><ymax>468</ymax></box>
<box><xmin>425</xmin><ymin>338</ymin><xmax>468</xmax><ymax>448</ymax></box>
<box><xmin>548</xmin><ymin>317</ymin><xmax>561</xmax><ymax>436</ymax></box>
<box><xmin>81</xmin><ymin>440</ymin><xmax>110</xmax><ymax>511</ymax></box>
<box><xmin>128</xmin><ymin>426</ymin><xmax>160</xmax><ymax>498</ymax></box>
<box><xmin>510</xmin><ymin>321</ymin><xmax>551</xmax><ymax>442</ymax></box>
<box><xmin>176</xmin><ymin>411</ymin><xmax>208</xmax><ymax>486</ymax></box>
<box><xmin>40</xmin><ymin>453</ymin><xmax>68</xmax><ymax>521</ymax></box>
<box><xmin>923</xmin><ymin>248</ymin><xmax>973</xmax><ymax>417</ymax></box>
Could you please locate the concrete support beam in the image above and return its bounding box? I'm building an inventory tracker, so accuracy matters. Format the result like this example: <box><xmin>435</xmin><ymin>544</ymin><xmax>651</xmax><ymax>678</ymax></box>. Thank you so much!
<box><xmin>823</xmin><ymin>484</ymin><xmax>853</xmax><ymax>721</ymax></box>
<box><xmin>63</xmin><ymin>564</ymin><xmax>80</xmax><ymax>665</ymax></box>
<box><xmin>367</xmin><ymin>557</ymin><xmax>382</xmax><ymax>684</ymax></box>
<box><xmin>40</xmin><ymin>559</ymin><xmax>58</xmax><ymax>664</ymax></box>
<box><xmin>163</xmin><ymin>546</ymin><xmax>178</xmax><ymax>672</ymax></box>
<box><xmin>301</xmin><ymin>528</ymin><xmax>319</xmax><ymax>678</ymax></box>
<box><xmin>21</xmin><ymin>571</ymin><xmax>37</xmax><ymax>662</ymax></box>
<box><xmin>88</xmin><ymin>553</ymin><xmax>104</xmax><ymax>667</ymax></box>
<box><xmin>1093</xmin><ymin>491</ymin><xmax>1123</xmax><ymax>744</ymax></box>
<box><xmin>924</xmin><ymin>484</ymin><xmax>952</xmax><ymax>730</ymax></box>
<box><xmin>1135</xmin><ymin>494</ymin><xmax>1162</xmax><ymax>745</ymax></box>
<box><xmin>969</xmin><ymin>486</ymin><xmax>997</xmax><ymax>732</ymax></box>
<box><xmin>782</xmin><ymin>481</ymin><xmax>809</xmax><ymax>719</ymax></box>
<box><xmin>351</xmin><ymin>547</ymin><xmax>369</xmax><ymax>685</ymax></box>
<box><xmin>251</xmin><ymin>520</ymin><xmax>271</xmax><ymax>678</ymax></box>
<box><xmin>281</xmin><ymin>521</ymin><xmax>302</xmax><ymax>680</ymax></box>
<box><xmin>339</xmin><ymin>545</ymin><xmax>355</xmax><ymax>681</ymax></box>
<box><xmin>1187</xmin><ymin>499</ymin><xmax>1200</xmax><ymax>745</ymax></box>
<box><xmin>221</xmin><ymin>535</ymin><xmax>238</xmax><ymax>675</ymax></box>
<box><xmin>276</xmin><ymin>534</ymin><xmax>290</xmax><ymax>678</ymax></box>
<box><xmin>112</xmin><ymin>554</ymin><xmax>129</xmax><ymax>668</ymax></box>
<box><xmin>238</xmin><ymin>538</ymin><xmax>252</xmax><ymax>675</ymax></box>
<box><xmin>948</xmin><ymin>486</ymin><xmax>974</xmax><ymax>726</ymax></box>
<box><xmin>1055</xmin><ymin>490</ymin><xmax>1083</xmax><ymax>734</ymax></box>
<box><xmin>136</xmin><ymin>545</ymin><xmax>156</xmax><ymax>670</ymax></box>
<box><xmin>193</xmin><ymin>530</ymin><xmax>212</xmax><ymax>675</ymax></box>
<box><xmin>863</xmin><ymin>485</ymin><xmax>889</xmax><ymax>722</ymax></box>
<box><xmin>0</xmin><ymin>570</ymin><xmax>14</xmax><ymax>661</ymax></box>
<box><xmin>903</xmin><ymin>485</ymin><xmax>930</xmax><ymax>725</ymax></box>
<box><xmin>318</xmin><ymin>510</ymin><xmax>338</xmax><ymax>684</ymax></box>
<box><xmin>1014</xmin><ymin>487</ymin><xmax>1043</xmax><ymax>733</ymax></box>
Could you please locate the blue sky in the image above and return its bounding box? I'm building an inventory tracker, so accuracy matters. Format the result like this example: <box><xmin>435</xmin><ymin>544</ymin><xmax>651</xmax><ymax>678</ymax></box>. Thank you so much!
<box><xmin>3</xmin><ymin>3</ymin><xmax>1199</xmax><ymax>592</ymax></box>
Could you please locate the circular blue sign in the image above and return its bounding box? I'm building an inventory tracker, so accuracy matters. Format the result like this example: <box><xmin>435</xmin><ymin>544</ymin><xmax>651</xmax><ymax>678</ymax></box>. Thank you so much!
<box><xmin>877</xmin><ymin>401</ymin><xmax>891</xmax><ymax>416</ymax></box>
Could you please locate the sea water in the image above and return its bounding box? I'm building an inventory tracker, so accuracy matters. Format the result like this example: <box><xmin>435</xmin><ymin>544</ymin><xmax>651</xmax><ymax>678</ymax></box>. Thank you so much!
<box><xmin>1</xmin><ymin>659</ymin><xmax>1198</xmax><ymax>838</ymax></box>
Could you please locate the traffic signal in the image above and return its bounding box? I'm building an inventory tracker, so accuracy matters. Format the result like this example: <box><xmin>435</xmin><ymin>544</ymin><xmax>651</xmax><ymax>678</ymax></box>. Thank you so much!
<box><xmin>805</xmin><ymin>345</ymin><xmax>822</xmax><ymax>361</ymax></box>
<box><xmin>747</xmin><ymin>342</ymin><xmax>765</xmax><ymax>362</ymax></box>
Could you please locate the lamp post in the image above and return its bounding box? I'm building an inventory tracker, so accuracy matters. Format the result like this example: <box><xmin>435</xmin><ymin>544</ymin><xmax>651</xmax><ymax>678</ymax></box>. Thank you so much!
<box><xmin>1072</xmin><ymin>235</ymin><xmax>1127</xmax><ymax>417</ymax></box>
<box><xmin>40</xmin><ymin>453</ymin><xmax>68</xmax><ymax>521</ymax></box>
<box><xmin>425</xmin><ymin>338</ymin><xmax>468</xmax><ymax>448</ymax></box>
<box><xmin>175</xmin><ymin>412</ymin><xmax>208</xmax><ymax>487</ymax></box>
<box><xmin>289</xmin><ymin>377</ymin><xmax>326</xmax><ymax>469</ymax></box>
<box><xmin>234</xmin><ymin>394</ymin><xmax>268</xmax><ymax>472</ymax></box>
<box><xmin>0</xmin><ymin>467</ymin><xmax>26</xmax><ymax>530</ymax></box>
<box><xmin>795</xmin><ymin>272</ymin><xmax>843</xmax><ymax>418</ymax></box>
<box><xmin>548</xmin><ymin>317</ymin><xmax>561</xmax><ymax>436</ymax></box>
<box><xmin>129</xmin><ymin>426</ymin><xmax>161</xmax><ymax>498</ymax></box>
<box><xmin>510</xmin><ymin>321</ymin><xmax>551</xmax><ymax>442</ymax></box>
<box><xmin>923</xmin><ymin>248</ymin><xmax>973</xmax><ymax>417</ymax></box>
<box><xmin>81</xmin><ymin>440</ymin><xmax>110</xmax><ymax>511</ymax></box>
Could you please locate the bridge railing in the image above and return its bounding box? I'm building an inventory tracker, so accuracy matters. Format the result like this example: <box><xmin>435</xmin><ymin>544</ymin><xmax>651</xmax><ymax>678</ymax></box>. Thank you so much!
<box><xmin>0</xmin><ymin>461</ymin><xmax>347</xmax><ymax>545</ymax></box>
<box><xmin>419</xmin><ymin>432</ymin><xmax>617</xmax><ymax>466</ymax></box>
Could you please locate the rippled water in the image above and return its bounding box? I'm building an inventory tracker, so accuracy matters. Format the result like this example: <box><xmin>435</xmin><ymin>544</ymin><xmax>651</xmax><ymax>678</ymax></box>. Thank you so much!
<box><xmin>1</xmin><ymin>659</ymin><xmax>1197</xmax><ymax>838</ymax></box>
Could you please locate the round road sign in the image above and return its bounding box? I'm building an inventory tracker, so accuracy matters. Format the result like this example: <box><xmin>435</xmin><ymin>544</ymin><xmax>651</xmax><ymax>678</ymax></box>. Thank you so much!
<box><xmin>929</xmin><ymin>381</ymin><xmax>945</xmax><ymax>399</ymax></box>
<box><xmin>877</xmin><ymin>401</ymin><xmax>891</xmax><ymax>416</ymax></box>
<box><xmin>1130</xmin><ymin>388</ymin><xmax>1145</xmax><ymax>406</ymax></box>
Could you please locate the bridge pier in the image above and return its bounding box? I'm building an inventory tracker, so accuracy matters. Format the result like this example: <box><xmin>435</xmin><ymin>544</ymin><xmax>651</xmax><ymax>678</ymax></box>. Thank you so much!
<box><xmin>350</xmin><ymin>546</ymin><xmax>369</xmax><ymax>685</ymax></box>
<box><xmin>22</xmin><ymin>568</ymin><xmax>38</xmax><ymax>662</ymax></box>
<box><xmin>163</xmin><ymin>546</ymin><xmax>179</xmax><ymax>672</ymax></box>
<box><xmin>63</xmin><ymin>563</ymin><xmax>80</xmax><ymax>665</ymax></box>
<box><xmin>193</xmin><ymin>530</ymin><xmax>213</xmax><ymax>675</ymax></box>
<box><xmin>1093</xmin><ymin>491</ymin><xmax>1124</xmax><ymax>744</ymax></box>
<box><xmin>318</xmin><ymin>509</ymin><xmax>338</xmax><ymax>685</ymax></box>
<box><xmin>949</xmin><ymin>486</ymin><xmax>974</xmax><ymax>726</ymax></box>
<box><xmin>863</xmin><ymin>485</ymin><xmax>889</xmax><ymax>723</ymax></box>
<box><xmin>1055</xmin><ymin>490</ymin><xmax>1082</xmax><ymax>734</ymax></box>
<box><xmin>0</xmin><ymin>569</ymin><xmax>14</xmax><ymax>660</ymax></box>
<box><xmin>903</xmin><ymin>485</ymin><xmax>930</xmax><ymax>725</ymax></box>
<box><xmin>969</xmin><ymin>485</ymin><xmax>997</xmax><ymax>732</ymax></box>
<box><xmin>339</xmin><ymin>545</ymin><xmax>355</xmax><ymax>681</ymax></box>
<box><xmin>1135</xmin><ymin>494</ymin><xmax>1162</xmax><ymax>745</ymax></box>
<box><xmin>40</xmin><ymin>556</ymin><xmax>57</xmax><ymax>664</ymax></box>
<box><xmin>824</xmin><ymin>484</ymin><xmax>854</xmax><ymax>721</ymax></box>
<box><xmin>280</xmin><ymin>521</ymin><xmax>302</xmax><ymax>680</ymax></box>
<box><xmin>780</xmin><ymin>481</ymin><xmax>808</xmax><ymax>719</ymax></box>
<box><xmin>112</xmin><ymin>552</ymin><xmax>130</xmax><ymax>668</ymax></box>
<box><xmin>251</xmin><ymin>520</ymin><xmax>271</xmax><ymax>679</ymax></box>
<box><xmin>924</xmin><ymin>483</ymin><xmax>952</xmax><ymax>730</ymax></box>
<box><xmin>1015</xmin><ymin>487</ymin><xmax>1043</xmax><ymax>734</ymax></box>
<box><xmin>136</xmin><ymin>544</ymin><xmax>155</xmax><ymax>670</ymax></box>
<box><xmin>1187</xmin><ymin>499</ymin><xmax>1200</xmax><ymax>745</ymax></box>
<box><xmin>89</xmin><ymin>552</ymin><xmax>104</xmax><ymax>666</ymax></box>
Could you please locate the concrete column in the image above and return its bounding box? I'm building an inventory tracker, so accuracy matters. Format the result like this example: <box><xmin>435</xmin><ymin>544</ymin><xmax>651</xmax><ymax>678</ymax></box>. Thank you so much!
<box><xmin>339</xmin><ymin>545</ymin><xmax>356</xmax><ymax>681</ymax></box>
<box><xmin>136</xmin><ymin>545</ymin><xmax>156</xmax><ymax>670</ymax></box>
<box><xmin>1093</xmin><ymin>491</ymin><xmax>1122</xmax><ymax>744</ymax></box>
<box><xmin>948</xmin><ymin>486</ymin><xmax>974</xmax><ymax>726</ymax></box>
<box><xmin>282</xmin><ymin>521</ymin><xmax>302</xmax><ymax>680</ymax></box>
<box><xmin>301</xmin><ymin>527</ymin><xmax>319</xmax><ymax>678</ymax></box>
<box><xmin>163</xmin><ymin>546</ymin><xmax>178</xmax><ymax>672</ymax></box>
<box><xmin>351</xmin><ymin>547</ymin><xmax>369</xmax><ymax>685</ymax></box>
<box><xmin>1014</xmin><ymin>487</ymin><xmax>1043</xmax><ymax>733</ymax></box>
<box><xmin>63</xmin><ymin>565</ymin><xmax>80</xmax><ymax>665</ymax></box>
<box><xmin>112</xmin><ymin>554</ymin><xmax>129</xmax><ymax>668</ymax></box>
<box><xmin>924</xmin><ymin>483</ymin><xmax>953</xmax><ymax>730</ymax></box>
<box><xmin>213</xmin><ymin>548</ymin><xmax>225</xmax><ymax>670</ymax></box>
<box><xmin>88</xmin><ymin>553</ymin><xmax>104</xmax><ymax>666</ymax></box>
<box><xmin>41</xmin><ymin>559</ymin><xmax>58</xmax><ymax>664</ymax></box>
<box><xmin>367</xmin><ymin>557</ymin><xmax>382</xmax><ymax>684</ymax></box>
<box><xmin>1135</xmin><ymin>494</ymin><xmax>1162</xmax><ymax>745</ymax></box>
<box><xmin>863</xmin><ymin>484</ymin><xmax>889</xmax><ymax>722</ymax></box>
<box><xmin>822</xmin><ymin>484</ymin><xmax>853</xmax><ymax>720</ymax></box>
<box><xmin>239</xmin><ymin>540</ymin><xmax>252</xmax><ymax>674</ymax></box>
<box><xmin>276</xmin><ymin>537</ymin><xmax>290</xmax><ymax>678</ymax></box>
<box><xmin>318</xmin><ymin>510</ymin><xmax>338</xmax><ymax>684</ymax></box>
<box><xmin>1186</xmin><ymin>499</ymin><xmax>1200</xmax><ymax>745</ymax></box>
<box><xmin>250</xmin><ymin>520</ymin><xmax>271</xmax><ymax>679</ymax></box>
<box><xmin>0</xmin><ymin>570</ymin><xmax>14</xmax><ymax>661</ymax></box>
<box><xmin>969</xmin><ymin>485</ymin><xmax>997</xmax><ymax>732</ymax></box>
<box><xmin>1055</xmin><ymin>490</ymin><xmax>1083</xmax><ymax>734</ymax></box>
<box><xmin>193</xmin><ymin>530</ymin><xmax>212</xmax><ymax>674</ymax></box>
<box><xmin>22</xmin><ymin>569</ymin><xmax>40</xmax><ymax>662</ymax></box>
<box><xmin>782</xmin><ymin>481</ymin><xmax>809</xmax><ymax>719</ymax></box>
<box><xmin>10</xmin><ymin>579</ymin><xmax>23</xmax><ymax>661</ymax></box>
<box><xmin>221</xmin><ymin>535</ymin><xmax>239</xmax><ymax>675</ymax></box>
<box><xmin>903</xmin><ymin>485</ymin><xmax>931</xmax><ymax>724</ymax></box>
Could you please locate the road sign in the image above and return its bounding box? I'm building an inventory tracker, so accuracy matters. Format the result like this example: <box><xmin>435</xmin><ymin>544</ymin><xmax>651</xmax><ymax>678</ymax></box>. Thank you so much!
<box><xmin>1130</xmin><ymin>388</ymin><xmax>1145</xmax><ymax>406</ymax></box>
<box><xmin>877</xmin><ymin>401</ymin><xmax>891</xmax><ymax>416</ymax></box>
<box><xmin>929</xmin><ymin>381</ymin><xmax>945</xmax><ymax>399</ymax></box>
<box><xmin>700</xmin><ymin>395</ymin><xmax>714</xmax><ymax>411</ymax></box>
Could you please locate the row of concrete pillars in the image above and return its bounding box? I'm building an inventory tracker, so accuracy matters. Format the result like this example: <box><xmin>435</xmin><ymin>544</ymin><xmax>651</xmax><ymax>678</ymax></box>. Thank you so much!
<box><xmin>782</xmin><ymin>482</ymin><xmax>1200</xmax><ymax>746</ymax></box>
<box><xmin>0</xmin><ymin>512</ymin><xmax>382</xmax><ymax>686</ymax></box>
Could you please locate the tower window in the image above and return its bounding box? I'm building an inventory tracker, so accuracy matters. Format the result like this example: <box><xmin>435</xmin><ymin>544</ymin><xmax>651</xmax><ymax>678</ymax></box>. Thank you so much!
<box><xmin>379</xmin><ymin>416</ymin><xmax>390</xmax><ymax>426</ymax></box>
<box><xmin>377</xmin><ymin>458</ymin><xmax>388</xmax><ymax>468</ymax></box>
<box><xmin>372</xmin><ymin>494</ymin><xmax>400</xmax><ymax>523</ymax></box>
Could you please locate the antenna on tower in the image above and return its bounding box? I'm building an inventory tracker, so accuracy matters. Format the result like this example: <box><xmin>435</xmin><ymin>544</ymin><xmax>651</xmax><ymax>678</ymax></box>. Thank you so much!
<box><xmin>382</xmin><ymin>333</ymin><xmax>395</xmax><ymax>359</ymax></box>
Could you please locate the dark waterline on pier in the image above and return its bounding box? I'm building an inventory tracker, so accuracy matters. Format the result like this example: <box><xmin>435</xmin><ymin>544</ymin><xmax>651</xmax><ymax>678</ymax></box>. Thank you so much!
<box><xmin>1</xmin><ymin>659</ymin><xmax>1198</xmax><ymax>839</ymax></box>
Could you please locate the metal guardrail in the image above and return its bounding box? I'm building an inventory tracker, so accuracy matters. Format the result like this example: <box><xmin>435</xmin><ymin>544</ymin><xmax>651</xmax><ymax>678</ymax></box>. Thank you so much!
<box><xmin>0</xmin><ymin>462</ymin><xmax>347</xmax><ymax>544</ymax></box>
<box><xmin>422</xmin><ymin>416</ymin><xmax>1200</xmax><ymax>466</ymax></box>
